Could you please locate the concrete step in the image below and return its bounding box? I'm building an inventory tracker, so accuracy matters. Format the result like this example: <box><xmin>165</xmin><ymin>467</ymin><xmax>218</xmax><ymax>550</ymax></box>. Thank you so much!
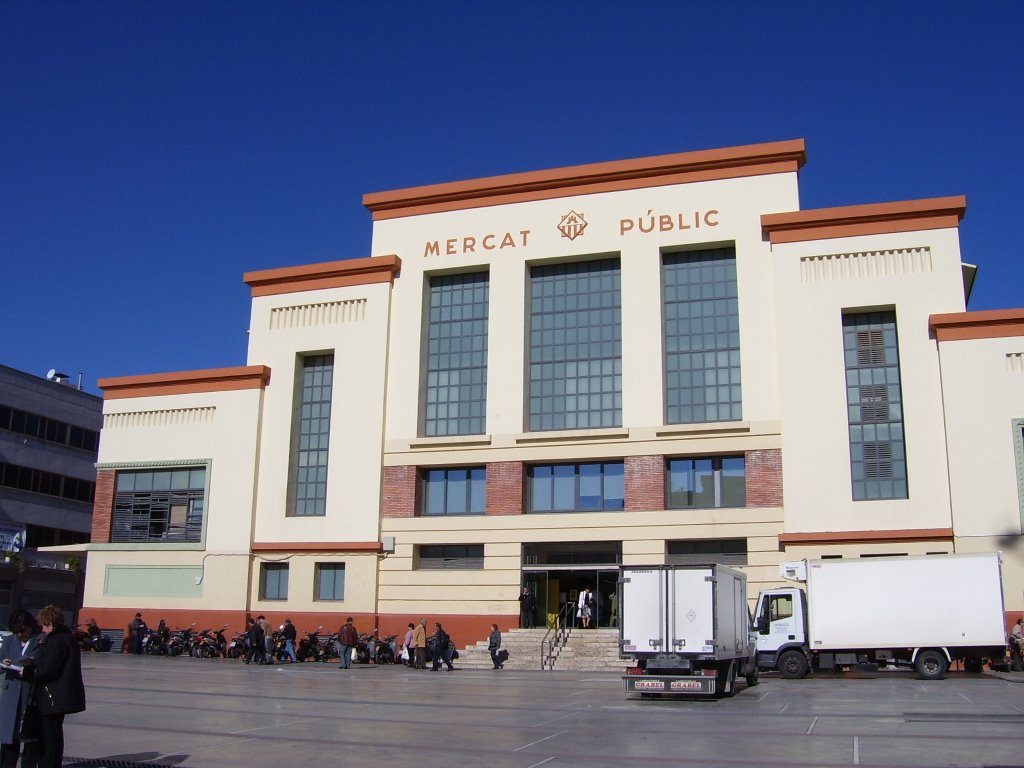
<box><xmin>455</xmin><ymin>627</ymin><xmax>625</xmax><ymax>671</ymax></box>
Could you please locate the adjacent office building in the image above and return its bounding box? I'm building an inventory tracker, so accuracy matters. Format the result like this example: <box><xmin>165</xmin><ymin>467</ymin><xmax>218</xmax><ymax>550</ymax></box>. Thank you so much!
<box><xmin>0</xmin><ymin>365</ymin><xmax>99</xmax><ymax>626</ymax></box>
<box><xmin>64</xmin><ymin>139</ymin><xmax>1023</xmax><ymax>642</ymax></box>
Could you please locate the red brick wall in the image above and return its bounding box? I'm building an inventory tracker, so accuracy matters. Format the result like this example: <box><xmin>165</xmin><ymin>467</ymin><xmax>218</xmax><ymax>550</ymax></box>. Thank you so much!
<box><xmin>381</xmin><ymin>465</ymin><xmax>417</xmax><ymax>518</ymax></box>
<box><xmin>486</xmin><ymin>461</ymin><xmax>524</xmax><ymax>515</ymax></box>
<box><xmin>625</xmin><ymin>455</ymin><xmax>665</xmax><ymax>510</ymax></box>
<box><xmin>90</xmin><ymin>469</ymin><xmax>115</xmax><ymax>543</ymax></box>
<box><xmin>746</xmin><ymin>448</ymin><xmax>783</xmax><ymax>507</ymax></box>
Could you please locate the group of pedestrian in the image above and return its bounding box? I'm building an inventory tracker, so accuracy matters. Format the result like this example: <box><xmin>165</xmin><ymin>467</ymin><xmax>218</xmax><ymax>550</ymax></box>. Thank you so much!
<box><xmin>397</xmin><ymin>619</ymin><xmax>456</xmax><ymax>671</ymax></box>
<box><xmin>0</xmin><ymin>605</ymin><xmax>86</xmax><ymax>768</ymax></box>
<box><xmin>243</xmin><ymin>616</ymin><xmax>299</xmax><ymax>665</ymax></box>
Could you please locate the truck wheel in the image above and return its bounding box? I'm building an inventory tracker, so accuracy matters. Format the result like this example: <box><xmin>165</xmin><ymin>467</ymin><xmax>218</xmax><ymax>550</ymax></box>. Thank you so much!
<box><xmin>964</xmin><ymin>657</ymin><xmax>984</xmax><ymax>674</ymax></box>
<box><xmin>745</xmin><ymin>665</ymin><xmax>760</xmax><ymax>687</ymax></box>
<box><xmin>778</xmin><ymin>650</ymin><xmax>809</xmax><ymax>679</ymax></box>
<box><xmin>914</xmin><ymin>650</ymin><xmax>947</xmax><ymax>680</ymax></box>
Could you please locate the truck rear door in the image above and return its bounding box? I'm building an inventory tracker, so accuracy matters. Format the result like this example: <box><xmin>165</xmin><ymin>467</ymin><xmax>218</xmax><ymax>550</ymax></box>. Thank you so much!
<box><xmin>620</xmin><ymin>568</ymin><xmax>666</xmax><ymax>654</ymax></box>
<box><xmin>669</xmin><ymin>567</ymin><xmax>715</xmax><ymax>654</ymax></box>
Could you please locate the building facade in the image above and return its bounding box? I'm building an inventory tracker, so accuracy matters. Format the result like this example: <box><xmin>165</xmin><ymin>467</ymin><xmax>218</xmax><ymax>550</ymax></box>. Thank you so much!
<box><xmin>68</xmin><ymin>139</ymin><xmax>1024</xmax><ymax>642</ymax></box>
<box><xmin>0</xmin><ymin>365</ymin><xmax>99</xmax><ymax>626</ymax></box>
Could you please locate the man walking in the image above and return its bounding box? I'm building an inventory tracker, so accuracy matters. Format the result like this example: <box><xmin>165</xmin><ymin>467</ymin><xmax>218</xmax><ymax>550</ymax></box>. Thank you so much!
<box><xmin>245</xmin><ymin>618</ymin><xmax>265</xmax><ymax>665</ymax></box>
<box><xmin>430</xmin><ymin>622</ymin><xmax>456</xmax><ymax>671</ymax></box>
<box><xmin>337</xmin><ymin>617</ymin><xmax>358</xmax><ymax>669</ymax></box>
<box><xmin>281</xmin><ymin>618</ymin><xmax>298</xmax><ymax>663</ymax></box>
<box><xmin>518</xmin><ymin>586</ymin><xmax>537</xmax><ymax>629</ymax></box>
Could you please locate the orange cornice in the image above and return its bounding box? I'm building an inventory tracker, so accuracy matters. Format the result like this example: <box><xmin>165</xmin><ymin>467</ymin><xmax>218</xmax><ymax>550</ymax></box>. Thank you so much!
<box><xmin>929</xmin><ymin>309</ymin><xmax>1024</xmax><ymax>341</ymax></box>
<box><xmin>363</xmin><ymin>139</ymin><xmax>807</xmax><ymax>221</ymax></box>
<box><xmin>251</xmin><ymin>542</ymin><xmax>382</xmax><ymax>554</ymax></box>
<box><xmin>243</xmin><ymin>254</ymin><xmax>402</xmax><ymax>297</ymax></box>
<box><xmin>99</xmin><ymin>366</ymin><xmax>271</xmax><ymax>400</ymax></box>
<box><xmin>761</xmin><ymin>196</ymin><xmax>967</xmax><ymax>244</ymax></box>
<box><xmin>778</xmin><ymin>528</ymin><xmax>953</xmax><ymax>546</ymax></box>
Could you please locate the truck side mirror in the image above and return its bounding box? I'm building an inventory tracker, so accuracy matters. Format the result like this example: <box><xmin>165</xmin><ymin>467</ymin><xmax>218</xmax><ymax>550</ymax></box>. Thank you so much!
<box><xmin>754</xmin><ymin>616</ymin><xmax>767</xmax><ymax>634</ymax></box>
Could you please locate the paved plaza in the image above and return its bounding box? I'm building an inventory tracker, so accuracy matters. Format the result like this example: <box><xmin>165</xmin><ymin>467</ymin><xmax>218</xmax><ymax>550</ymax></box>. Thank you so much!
<box><xmin>63</xmin><ymin>654</ymin><xmax>1023</xmax><ymax>768</ymax></box>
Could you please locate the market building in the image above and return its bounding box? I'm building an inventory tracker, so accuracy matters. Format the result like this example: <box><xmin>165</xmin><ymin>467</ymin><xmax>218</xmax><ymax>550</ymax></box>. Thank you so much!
<box><xmin>64</xmin><ymin>139</ymin><xmax>1024</xmax><ymax>644</ymax></box>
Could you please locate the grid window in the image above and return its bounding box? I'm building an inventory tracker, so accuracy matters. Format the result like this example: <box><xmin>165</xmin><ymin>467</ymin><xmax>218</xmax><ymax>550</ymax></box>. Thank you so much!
<box><xmin>315</xmin><ymin>563</ymin><xmax>345</xmax><ymax>601</ymax></box>
<box><xmin>423</xmin><ymin>272</ymin><xmax>489</xmax><ymax>437</ymax></box>
<box><xmin>292</xmin><ymin>355</ymin><xmax>333</xmax><ymax>516</ymax></box>
<box><xmin>667</xmin><ymin>456</ymin><xmax>745</xmax><ymax>509</ymax></box>
<box><xmin>418</xmin><ymin>544</ymin><xmax>484</xmax><ymax>570</ymax></box>
<box><xmin>260</xmin><ymin>563</ymin><xmax>289</xmax><ymax>600</ymax></box>
<box><xmin>528</xmin><ymin>462</ymin><xmax>624</xmax><ymax>513</ymax></box>
<box><xmin>843</xmin><ymin>312</ymin><xmax>908</xmax><ymax>500</ymax></box>
<box><xmin>663</xmin><ymin>247</ymin><xmax>742</xmax><ymax>424</ymax></box>
<box><xmin>667</xmin><ymin>538</ymin><xmax>748</xmax><ymax>566</ymax></box>
<box><xmin>528</xmin><ymin>259</ymin><xmax>622</xmax><ymax>431</ymax></box>
<box><xmin>422</xmin><ymin>467</ymin><xmax>486</xmax><ymax>515</ymax></box>
<box><xmin>112</xmin><ymin>467</ymin><xmax>205</xmax><ymax>542</ymax></box>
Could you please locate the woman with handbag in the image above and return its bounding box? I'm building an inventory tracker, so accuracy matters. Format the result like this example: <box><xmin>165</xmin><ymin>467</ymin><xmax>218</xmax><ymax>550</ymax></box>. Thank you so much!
<box><xmin>0</xmin><ymin>610</ymin><xmax>43</xmax><ymax>768</ymax></box>
<box><xmin>25</xmin><ymin>605</ymin><xmax>85</xmax><ymax>768</ymax></box>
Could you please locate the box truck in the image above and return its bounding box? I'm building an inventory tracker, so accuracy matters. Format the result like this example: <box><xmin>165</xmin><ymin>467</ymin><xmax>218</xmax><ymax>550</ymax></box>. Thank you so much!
<box><xmin>620</xmin><ymin>564</ymin><xmax>758</xmax><ymax>697</ymax></box>
<box><xmin>754</xmin><ymin>552</ymin><xmax>1007</xmax><ymax>680</ymax></box>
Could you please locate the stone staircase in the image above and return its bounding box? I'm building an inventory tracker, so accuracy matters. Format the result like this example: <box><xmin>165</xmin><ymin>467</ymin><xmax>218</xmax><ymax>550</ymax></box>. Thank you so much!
<box><xmin>455</xmin><ymin>627</ymin><xmax>624</xmax><ymax>671</ymax></box>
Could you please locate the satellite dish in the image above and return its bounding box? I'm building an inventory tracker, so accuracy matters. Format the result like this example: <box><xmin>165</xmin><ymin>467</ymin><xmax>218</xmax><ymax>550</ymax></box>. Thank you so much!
<box><xmin>46</xmin><ymin>369</ymin><xmax>57</xmax><ymax>380</ymax></box>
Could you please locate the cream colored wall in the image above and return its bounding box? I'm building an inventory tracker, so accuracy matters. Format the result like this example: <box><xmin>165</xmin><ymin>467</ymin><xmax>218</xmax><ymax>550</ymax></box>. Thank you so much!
<box><xmin>374</xmin><ymin>172</ymin><xmax>800</xmax><ymax>450</ymax></box>
<box><xmin>83</xmin><ymin>549</ymin><xmax>251</xmax><ymax>610</ymax></box>
<box><xmin>769</xmin><ymin>229</ymin><xmax>966</xmax><ymax>533</ymax></box>
<box><xmin>84</xmin><ymin>388</ymin><xmax>265</xmax><ymax>611</ymax></box>
<box><xmin>247</xmin><ymin>553</ymin><xmax>380</xmax><ymax>614</ymax></box>
<box><xmin>245</xmin><ymin>283</ymin><xmax>391</xmax><ymax>546</ymax></box>
<box><xmin>938</xmin><ymin>336</ymin><xmax>1024</xmax><ymax>537</ymax></box>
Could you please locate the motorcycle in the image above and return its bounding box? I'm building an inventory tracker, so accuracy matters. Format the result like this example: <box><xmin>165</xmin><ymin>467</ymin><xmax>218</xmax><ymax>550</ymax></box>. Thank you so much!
<box><xmin>164</xmin><ymin>623</ymin><xmax>195</xmax><ymax>657</ymax></box>
<box><xmin>296</xmin><ymin>626</ymin><xmax>324</xmax><ymax>662</ymax></box>
<box><xmin>226</xmin><ymin>631</ymin><xmax>249</xmax><ymax>659</ymax></box>
<box><xmin>376</xmin><ymin>634</ymin><xmax>398</xmax><ymax>664</ymax></box>
<box><xmin>72</xmin><ymin>624</ymin><xmax>110</xmax><ymax>652</ymax></box>
<box><xmin>191</xmin><ymin>626</ymin><xmax>227</xmax><ymax>658</ymax></box>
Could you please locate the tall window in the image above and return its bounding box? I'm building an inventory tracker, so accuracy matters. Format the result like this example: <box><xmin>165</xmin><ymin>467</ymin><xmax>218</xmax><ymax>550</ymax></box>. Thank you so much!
<box><xmin>292</xmin><ymin>355</ymin><xmax>333</xmax><ymax>516</ymax></box>
<box><xmin>423</xmin><ymin>272</ymin><xmax>489</xmax><ymax>436</ymax></box>
<box><xmin>663</xmin><ymin>247</ymin><xmax>742</xmax><ymax>424</ymax></box>
<box><xmin>1014</xmin><ymin>419</ymin><xmax>1024</xmax><ymax>528</ymax></box>
<box><xmin>315</xmin><ymin>563</ymin><xmax>345</xmax><ymax>601</ymax></box>
<box><xmin>112</xmin><ymin>467</ymin><xmax>206</xmax><ymax>542</ymax></box>
<box><xmin>421</xmin><ymin>467</ymin><xmax>486</xmax><ymax>515</ymax></box>
<box><xmin>667</xmin><ymin>456</ymin><xmax>745</xmax><ymax>508</ymax></box>
<box><xmin>528</xmin><ymin>462</ymin><xmax>624</xmax><ymax>513</ymax></box>
<box><xmin>260</xmin><ymin>563</ymin><xmax>289</xmax><ymax>600</ymax></box>
<box><xmin>529</xmin><ymin>259</ymin><xmax>621</xmax><ymax>431</ymax></box>
<box><xmin>843</xmin><ymin>312</ymin><xmax>908</xmax><ymax>500</ymax></box>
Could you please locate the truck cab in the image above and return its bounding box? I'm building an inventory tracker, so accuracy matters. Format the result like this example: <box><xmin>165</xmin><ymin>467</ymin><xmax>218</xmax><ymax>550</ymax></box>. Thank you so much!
<box><xmin>754</xmin><ymin>587</ymin><xmax>811</xmax><ymax>677</ymax></box>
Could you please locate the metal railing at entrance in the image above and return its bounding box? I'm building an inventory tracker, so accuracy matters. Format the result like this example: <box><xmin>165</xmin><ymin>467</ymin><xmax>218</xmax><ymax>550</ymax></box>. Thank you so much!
<box><xmin>540</xmin><ymin>601</ymin><xmax>574</xmax><ymax>670</ymax></box>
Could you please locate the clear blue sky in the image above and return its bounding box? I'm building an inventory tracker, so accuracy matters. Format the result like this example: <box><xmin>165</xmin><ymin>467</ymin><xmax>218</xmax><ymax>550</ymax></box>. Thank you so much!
<box><xmin>3</xmin><ymin>2</ymin><xmax>1022</xmax><ymax>395</ymax></box>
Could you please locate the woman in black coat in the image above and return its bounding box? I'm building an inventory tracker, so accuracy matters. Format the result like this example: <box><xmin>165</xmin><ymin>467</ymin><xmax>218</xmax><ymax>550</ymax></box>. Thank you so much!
<box><xmin>29</xmin><ymin>605</ymin><xmax>85</xmax><ymax>768</ymax></box>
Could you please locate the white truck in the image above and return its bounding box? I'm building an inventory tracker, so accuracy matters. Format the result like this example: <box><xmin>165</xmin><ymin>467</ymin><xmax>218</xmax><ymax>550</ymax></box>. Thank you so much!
<box><xmin>754</xmin><ymin>552</ymin><xmax>1008</xmax><ymax>680</ymax></box>
<box><xmin>620</xmin><ymin>564</ymin><xmax>759</xmax><ymax>697</ymax></box>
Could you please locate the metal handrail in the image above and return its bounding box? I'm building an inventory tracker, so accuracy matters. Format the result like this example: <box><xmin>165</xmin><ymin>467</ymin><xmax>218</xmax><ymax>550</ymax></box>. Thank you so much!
<box><xmin>540</xmin><ymin>602</ymin><xmax>574</xmax><ymax>670</ymax></box>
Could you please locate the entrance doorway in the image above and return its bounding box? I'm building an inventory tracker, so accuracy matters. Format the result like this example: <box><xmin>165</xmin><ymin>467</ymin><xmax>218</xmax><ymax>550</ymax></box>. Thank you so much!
<box><xmin>522</xmin><ymin>541</ymin><xmax>621</xmax><ymax>629</ymax></box>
